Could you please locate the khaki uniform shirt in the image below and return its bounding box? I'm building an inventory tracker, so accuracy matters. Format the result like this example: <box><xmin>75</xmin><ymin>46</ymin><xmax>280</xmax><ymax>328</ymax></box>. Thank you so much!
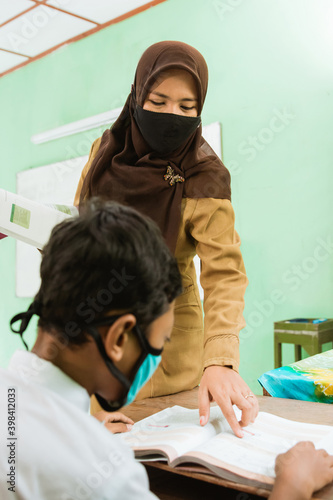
<box><xmin>74</xmin><ymin>138</ymin><xmax>248</xmax><ymax>407</ymax></box>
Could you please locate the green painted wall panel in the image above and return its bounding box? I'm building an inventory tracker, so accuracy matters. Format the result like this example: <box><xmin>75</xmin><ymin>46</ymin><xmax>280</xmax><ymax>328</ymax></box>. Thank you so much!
<box><xmin>1</xmin><ymin>0</ymin><xmax>332</xmax><ymax>394</ymax></box>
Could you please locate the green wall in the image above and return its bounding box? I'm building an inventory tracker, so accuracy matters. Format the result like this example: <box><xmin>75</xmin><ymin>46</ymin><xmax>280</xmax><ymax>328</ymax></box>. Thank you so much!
<box><xmin>1</xmin><ymin>0</ymin><xmax>332</xmax><ymax>394</ymax></box>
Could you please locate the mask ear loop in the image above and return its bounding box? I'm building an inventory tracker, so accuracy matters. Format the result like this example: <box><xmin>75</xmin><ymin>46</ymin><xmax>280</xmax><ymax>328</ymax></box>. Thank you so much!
<box><xmin>133</xmin><ymin>324</ymin><xmax>163</xmax><ymax>357</ymax></box>
<box><xmin>85</xmin><ymin>322</ymin><xmax>132</xmax><ymax>392</ymax></box>
<box><xmin>87</xmin><ymin>316</ymin><xmax>162</xmax><ymax>411</ymax></box>
<box><xmin>10</xmin><ymin>301</ymin><xmax>42</xmax><ymax>350</ymax></box>
<box><xmin>85</xmin><ymin>319</ymin><xmax>134</xmax><ymax>412</ymax></box>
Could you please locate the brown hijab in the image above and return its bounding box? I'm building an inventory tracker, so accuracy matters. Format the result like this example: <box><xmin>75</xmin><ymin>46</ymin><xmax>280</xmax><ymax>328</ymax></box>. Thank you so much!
<box><xmin>80</xmin><ymin>41</ymin><xmax>231</xmax><ymax>253</ymax></box>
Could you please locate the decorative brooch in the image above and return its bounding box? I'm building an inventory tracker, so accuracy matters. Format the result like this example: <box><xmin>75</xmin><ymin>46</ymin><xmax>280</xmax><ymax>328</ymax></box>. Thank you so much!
<box><xmin>163</xmin><ymin>166</ymin><xmax>185</xmax><ymax>186</ymax></box>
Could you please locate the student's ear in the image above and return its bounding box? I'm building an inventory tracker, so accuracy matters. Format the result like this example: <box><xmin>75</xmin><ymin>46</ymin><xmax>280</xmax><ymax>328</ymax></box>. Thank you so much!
<box><xmin>104</xmin><ymin>314</ymin><xmax>137</xmax><ymax>363</ymax></box>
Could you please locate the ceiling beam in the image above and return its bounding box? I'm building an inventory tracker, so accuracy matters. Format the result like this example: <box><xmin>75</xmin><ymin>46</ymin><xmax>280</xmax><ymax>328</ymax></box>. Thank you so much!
<box><xmin>0</xmin><ymin>0</ymin><xmax>167</xmax><ymax>79</ymax></box>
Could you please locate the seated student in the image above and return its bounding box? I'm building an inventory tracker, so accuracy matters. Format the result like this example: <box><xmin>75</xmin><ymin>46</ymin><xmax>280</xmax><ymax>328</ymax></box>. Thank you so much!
<box><xmin>0</xmin><ymin>200</ymin><xmax>332</xmax><ymax>500</ymax></box>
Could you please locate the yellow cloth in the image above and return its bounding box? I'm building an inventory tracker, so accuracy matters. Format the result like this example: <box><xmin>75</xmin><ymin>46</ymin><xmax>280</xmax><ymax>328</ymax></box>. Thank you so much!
<box><xmin>74</xmin><ymin>138</ymin><xmax>248</xmax><ymax>410</ymax></box>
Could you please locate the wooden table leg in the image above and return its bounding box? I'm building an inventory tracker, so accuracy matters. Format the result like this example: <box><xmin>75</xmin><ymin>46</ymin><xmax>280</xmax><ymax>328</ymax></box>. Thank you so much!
<box><xmin>294</xmin><ymin>344</ymin><xmax>302</xmax><ymax>362</ymax></box>
<box><xmin>274</xmin><ymin>339</ymin><xmax>282</xmax><ymax>368</ymax></box>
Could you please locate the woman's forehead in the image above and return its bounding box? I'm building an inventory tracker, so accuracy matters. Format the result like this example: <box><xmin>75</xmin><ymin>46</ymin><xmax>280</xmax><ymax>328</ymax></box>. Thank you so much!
<box><xmin>148</xmin><ymin>69</ymin><xmax>198</xmax><ymax>96</ymax></box>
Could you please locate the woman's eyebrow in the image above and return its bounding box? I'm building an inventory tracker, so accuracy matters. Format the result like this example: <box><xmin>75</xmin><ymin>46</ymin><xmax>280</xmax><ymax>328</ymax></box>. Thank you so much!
<box><xmin>151</xmin><ymin>91</ymin><xmax>198</xmax><ymax>102</ymax></box>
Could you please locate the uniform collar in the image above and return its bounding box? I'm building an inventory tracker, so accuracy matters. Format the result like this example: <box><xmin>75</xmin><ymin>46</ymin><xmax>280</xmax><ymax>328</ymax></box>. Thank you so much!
<box><xmin>8</xmin><ymin>350</ymin><xmax>90</xmax><ymax>413</ymax></box>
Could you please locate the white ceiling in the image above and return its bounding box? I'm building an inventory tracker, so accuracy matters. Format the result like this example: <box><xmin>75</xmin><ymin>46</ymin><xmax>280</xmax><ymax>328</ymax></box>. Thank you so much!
<box><xmin>46</xmin><ymin>0</ymin><xmax>154</xmax><ymax>24</ymax></box>
<box><xmin>0</xmin><ymin>0</ymin><xmax>35</xmax><ymax>25</ymax></box>
<box><xmin>0</xmin><ymin>6</ymin><xmax>95</xmax><ymax>58</ymax></box>
<box><xmin>0</xmin><ymin>0</ymin><xmax>160</xmax><ymax>76</ymax></box>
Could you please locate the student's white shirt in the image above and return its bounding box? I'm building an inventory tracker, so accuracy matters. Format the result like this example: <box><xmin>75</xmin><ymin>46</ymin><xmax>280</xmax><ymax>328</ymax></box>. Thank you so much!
<box><xmin>0</xmin><ymin>350</ymin><xmax>158</xmax><ymax>500</ymax></box>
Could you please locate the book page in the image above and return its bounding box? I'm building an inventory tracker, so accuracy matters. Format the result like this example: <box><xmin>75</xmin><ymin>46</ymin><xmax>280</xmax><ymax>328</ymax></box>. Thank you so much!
<box><xmin>0</xmin><ymin>189</ymin><xmax>77</xmax><ymax>248</ymax></box>
<box><xmin>179</xmin><ymin>411</ymin><xmax>333</xmax><ymax>479</ymax></box>
<box><xmin>122</xmin><ymin>405</ymin><xmax>241</xmax><ymax>463</ymax></box>
<box><xmin>43</xmin><ymin>203</ymin><xmax>78</xmax><ymax>216</ymax></box>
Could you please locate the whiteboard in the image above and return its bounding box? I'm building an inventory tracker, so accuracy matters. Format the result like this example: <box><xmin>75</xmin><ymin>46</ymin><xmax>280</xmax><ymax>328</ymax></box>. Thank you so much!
<box><xmin>16</xmin><ymin>122</ymin><xmax>222</xmax><ymax>298</ymax></box>
<box><xmin>16</xmin><ymin>155</ymin><xmax>88</xmax><ymax>297</ymax></box>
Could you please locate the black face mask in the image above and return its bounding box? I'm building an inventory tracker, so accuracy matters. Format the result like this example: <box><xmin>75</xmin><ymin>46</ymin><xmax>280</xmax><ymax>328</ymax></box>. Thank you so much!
<box><xmin>133</xmin><ymin>105</ymin><xmax>201</xmax><ymax>155</ymax></box>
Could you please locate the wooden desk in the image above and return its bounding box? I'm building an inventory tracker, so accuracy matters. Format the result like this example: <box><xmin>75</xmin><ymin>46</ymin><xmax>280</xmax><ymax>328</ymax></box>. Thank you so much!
<box><xmin>122</xmin><ymin>388</ymin><xmax>333</xmax><ymax>500</ymax></box>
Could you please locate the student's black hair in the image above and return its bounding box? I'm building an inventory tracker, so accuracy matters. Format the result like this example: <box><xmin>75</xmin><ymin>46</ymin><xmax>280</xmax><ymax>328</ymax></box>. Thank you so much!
<box><xmin>35</xmin><ymin>199</ymin><xmax>182</xmax><ymax>345</ymax></box>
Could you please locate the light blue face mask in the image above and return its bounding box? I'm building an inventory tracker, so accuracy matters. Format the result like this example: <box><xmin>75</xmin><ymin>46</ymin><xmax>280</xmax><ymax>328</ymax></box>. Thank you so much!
<box><xmin>10</xmin><ymin>306</ymin><xmax>163</xmax><ymax>412</ymax></box>
<box><xmin>126</xmin><ymin>353</ymin><xmax>162</xmax><ymax>405</ymax></box>
<box><xmin>87</xmin><ymin>316</ymin><xmax>163</xmax><ymax>412</ymax></box>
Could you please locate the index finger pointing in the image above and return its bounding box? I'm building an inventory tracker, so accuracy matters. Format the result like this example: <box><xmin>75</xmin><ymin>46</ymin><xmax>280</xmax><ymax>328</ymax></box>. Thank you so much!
<box><xmin>215</xmin><ymin>396</ymin><xmax>245</xmax><ymax>438</ymax></box>
<box><xmin>231</xmin><ymin>394</ymin><xmax>257</xmax><ymax>428</ymax></box>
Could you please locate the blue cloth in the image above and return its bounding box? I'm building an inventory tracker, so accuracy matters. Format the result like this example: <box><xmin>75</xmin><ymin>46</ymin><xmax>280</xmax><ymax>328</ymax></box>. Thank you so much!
<box><xmin>258</xmin><ymin>350</ymin><xmax>333</xmax><ymax>404</ymax></box>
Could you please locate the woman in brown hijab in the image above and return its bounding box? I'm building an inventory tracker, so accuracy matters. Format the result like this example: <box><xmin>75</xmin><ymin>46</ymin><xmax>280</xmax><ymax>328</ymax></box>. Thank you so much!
<box><xmin>75</xmin><ymin>40</ymin><xmax>258</xmax><ymax>436</ymax></box>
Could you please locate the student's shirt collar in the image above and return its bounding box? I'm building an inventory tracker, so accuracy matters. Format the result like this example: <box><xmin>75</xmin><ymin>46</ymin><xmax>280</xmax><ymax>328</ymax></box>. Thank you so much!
<box><xmin>8</xmin><ymin>350</ymin><xmax>90</xmax><ymax>413</ymax></box>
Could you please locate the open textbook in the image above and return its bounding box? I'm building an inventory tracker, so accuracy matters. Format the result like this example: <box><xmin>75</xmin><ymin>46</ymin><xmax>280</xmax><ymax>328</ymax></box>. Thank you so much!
<box><xmin>0</xmin><ymin>188</ymin><xmax>78</xmax><ymax>249</ymax></box>
<box><xmin>122</xmin><ymin>405</ymin><xmax>333</xmax><ymax>490</ymax></box>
